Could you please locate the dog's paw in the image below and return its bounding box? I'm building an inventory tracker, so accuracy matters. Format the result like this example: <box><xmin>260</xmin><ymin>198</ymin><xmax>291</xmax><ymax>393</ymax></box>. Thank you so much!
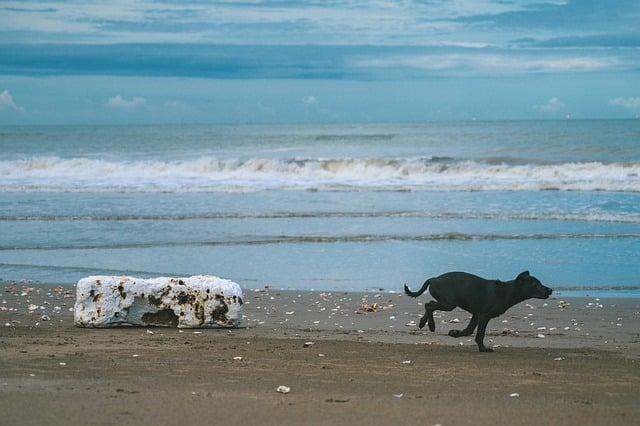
<box><xmin>428</xmin><ymin>321</ymin><xmax>435</xmax><ymax>332</ymax></box>
<box><xmin>478</xmin><ymin>347</ymin><xmax>494</xmax><ymax>353</ymax></box>
<box><xmin>448</xmin><ymin>329</ymin><xmax>461</xmax><ymax>337</ymax></box>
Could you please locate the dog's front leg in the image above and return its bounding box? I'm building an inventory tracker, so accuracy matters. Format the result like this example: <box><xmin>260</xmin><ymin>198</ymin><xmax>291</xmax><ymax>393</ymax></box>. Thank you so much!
<box><xmin>475</xmin><ymin>315</ymin><xmax>493</xmax><ymax>352</ymax></box>
<box><xmin>448</xmin><ymin>315</ymin><xmax>477</xmax><ymax>337</ymax></box>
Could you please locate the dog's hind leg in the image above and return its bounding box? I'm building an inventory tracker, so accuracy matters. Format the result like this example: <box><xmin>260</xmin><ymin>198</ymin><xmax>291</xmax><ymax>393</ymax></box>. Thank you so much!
<box><xmin>475</xmin><ymin>315</ymin><xmax>493</xmax><ymax>352</ymax></box>
<box><xmin>448</xmin><ymin>315</ymin><xmax>478</xmax><ymax>338</ymax></box>
<box><xmin>419</xmin><ymin>301</ymin><xmax>455</xmax><ymax>332</ymax></box>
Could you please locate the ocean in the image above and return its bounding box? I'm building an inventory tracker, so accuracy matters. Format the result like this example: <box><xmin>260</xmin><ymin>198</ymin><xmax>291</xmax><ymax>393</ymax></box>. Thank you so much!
<box><xmin>1</xmin><ymin>120</ymin><xmax>639</xmax><ymax>297</ymax></box>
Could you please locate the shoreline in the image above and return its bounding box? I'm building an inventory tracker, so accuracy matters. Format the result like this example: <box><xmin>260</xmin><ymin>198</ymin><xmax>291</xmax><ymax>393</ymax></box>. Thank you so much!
<box><xmin>3</xmin><ymin>279</ymin><xmax>640</xmax><ymax>299</ymax></box>
<box><xmin>2</xmin><ymin>282</ymin><xmax>639</xmax><ymax>425</ymax></box>
<box><xmin>2</xmin><ymin>282</ymin><xmax>640</xmax><ymax>351</ymax></box>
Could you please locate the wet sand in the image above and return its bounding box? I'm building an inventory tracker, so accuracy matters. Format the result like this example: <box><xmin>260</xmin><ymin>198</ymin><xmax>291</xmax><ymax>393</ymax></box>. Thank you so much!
<box><xmin>1</xmin><ymin>283</ymin><xmax>639</xmax><ymax>425</ymax></box>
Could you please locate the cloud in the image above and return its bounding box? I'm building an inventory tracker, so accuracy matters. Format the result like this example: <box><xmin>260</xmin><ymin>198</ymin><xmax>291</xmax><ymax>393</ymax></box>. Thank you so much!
<box><xmin>106</xmin><ymin>95</ymin><xmax>146</xmax><ymax>109</ymax></box>
<box><xmin>0</xmin><ymin>0</ymin><xmax>623</xmax><ymax>49</ymax></box>
<box><xmin>302</xmin><ymin>95</ymin><xmax>317</xmax><ymax>105</ymax></box>
<box><xmin>609</xmin><ymin>97</ymin><xmax>640</xmax><ymax>110</ymax></box>
<box><xmin>0</xmin><ymin>89</ymin><xmax>24</xmax><ymax>112</ymax></box>
<box><xmin>514</xmin><ymin>34</ymin><xmax>640</xmax><ymax>48</ymax></box>
<box><xmin>535</xmin><ymin>97</ymin><xmax>565</xmax><ymax>112</ymax></box>
<box><xmin>354</xmin><ymin>54</ymin><xmax>622</xmax><ymax>74</ymax></box>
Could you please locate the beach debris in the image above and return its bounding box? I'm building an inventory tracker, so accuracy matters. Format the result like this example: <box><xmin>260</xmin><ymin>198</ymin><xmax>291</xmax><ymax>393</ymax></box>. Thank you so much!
<box><xmin>276</xmin><ymin>385</ymin><xmax>291</xmax><ymax>394</ymax></box>
<box><xmin>554</xmin><ymin>357</ymin><xmax>564</xmax><ymax>361</ymax></box>
<box><xmin>146</xmin><ymin>329</ymin><xmax>154</xmax><ymax>335</ymax></box>
<box><xmin>233</xmin><ymin>356</ymin><xmax>243</xmax><ymax>361</ymax></box>
<box><xmin>303</xmin><ymin>341</ymin><xmax>314</xmax><ymax>347</ymax></box>
<box><xmin>325</xmin><ymin>398</ymin><xmax>350</xmax><ymax>403</ymax></box>
<box><xmin>509</xmin><ymin>393</ymin><xmax>520</xmax><ymax>398</ymax></box>
<box><xmin>59</xmin><ymin>362</ymin><xmax>67</xmax><ymax>366</ymax></box>
<box><xmin>402</xmin><ymin>360</ymin><xmax>411</xmax><ymax>364</ymax></box>
<box><xmin>537</xmin><ymin>333</ymin><xmax>545</xmax><ymax>338</ymax></box>
<box><xmin>74</xmin><ymin>275</ymin><xmax>243</xmax><ymax>328</ymax></box>
<box><xmin>40</xmin><ymin>315</ymin><xmax>50</xmax><ymax>321</ymax></box>
<box><xmin>358</xmin><ymin>302</ymin><xmax>378</xmax><ymax>313</ymax></box>
<box><xmin>132</xmin><ymin>354</ymin><xmax>140</xmax><ymax>357</ymax></box>
<box><xmin>393</xmin><ymin>393</ymin><xmax>404</xmax><ymax>398</ymax></box>
<box><xmin>318</xmin><ymin>353</ymin><xmax>325</xmax><ymax>357</ymax></box>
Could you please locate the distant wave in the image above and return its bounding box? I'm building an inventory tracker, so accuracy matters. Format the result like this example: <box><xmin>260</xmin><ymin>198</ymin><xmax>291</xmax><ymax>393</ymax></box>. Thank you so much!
<box><xmin>2</xmin><ymin>232</ymin><xmax>639</xmax><ymax>251</ymax></box>
<box><xmin>1</xmin><ymin>156</ymin><xmax>640</xmax><ymax>192</ymax></box>
<box><xmin>2</xmin><ymin>211</ymin><xmax>640</xmax><ymax>223</ymax></box>
<box><xmin>314</xmin><ymin>133</ymin><xmax>397</xmax><ymax>141</ymax></box>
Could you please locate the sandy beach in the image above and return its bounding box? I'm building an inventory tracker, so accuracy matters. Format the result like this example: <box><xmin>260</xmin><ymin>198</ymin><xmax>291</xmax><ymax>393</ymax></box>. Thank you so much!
<box><xmin>1</xmin><ymin>282</ymin><xmax>639</xmax><ymax>425</ymax></box>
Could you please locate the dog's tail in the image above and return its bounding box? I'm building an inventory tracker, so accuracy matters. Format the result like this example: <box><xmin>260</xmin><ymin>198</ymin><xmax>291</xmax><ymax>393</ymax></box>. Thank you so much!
<box><xmin>404</xmin><ymin>279</ymin><xmax>431</xmax><ymax>298</ymax></box>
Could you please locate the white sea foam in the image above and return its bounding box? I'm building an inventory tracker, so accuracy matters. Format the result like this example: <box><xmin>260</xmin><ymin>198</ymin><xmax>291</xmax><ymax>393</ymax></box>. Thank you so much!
<box><xmin>1</xmin><ymin>156</ymin><xmax>640</xmax><ymax>192</ymax></box>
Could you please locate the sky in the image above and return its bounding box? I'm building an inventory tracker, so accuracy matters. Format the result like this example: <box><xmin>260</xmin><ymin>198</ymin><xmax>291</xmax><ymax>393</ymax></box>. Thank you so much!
<box><xmin>0</xmin><ymin>0</ymin><xmax>639</xmax><ymax>124</ymax></box>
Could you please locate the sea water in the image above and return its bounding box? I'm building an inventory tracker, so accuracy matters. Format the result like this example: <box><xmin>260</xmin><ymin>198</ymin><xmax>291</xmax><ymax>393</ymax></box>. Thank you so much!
<box><xmin>1</xmin><ymin>120</ymin><xmax>639</xmax><ymax>296</ymax></box>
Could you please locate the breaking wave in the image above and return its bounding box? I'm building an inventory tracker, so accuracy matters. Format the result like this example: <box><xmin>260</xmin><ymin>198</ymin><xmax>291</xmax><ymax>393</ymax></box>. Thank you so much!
<box><xmin>1</xmin><ymin>156</ymin><xmax>640</xmax><ymax>192</ymax></box>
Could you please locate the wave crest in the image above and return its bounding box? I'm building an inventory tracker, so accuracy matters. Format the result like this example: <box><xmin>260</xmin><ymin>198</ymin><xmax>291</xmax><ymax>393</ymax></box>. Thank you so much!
<box><xmin>1</xmin><ymin>156</ymin><xmax>640</xmax><ymax>192</ymax></box>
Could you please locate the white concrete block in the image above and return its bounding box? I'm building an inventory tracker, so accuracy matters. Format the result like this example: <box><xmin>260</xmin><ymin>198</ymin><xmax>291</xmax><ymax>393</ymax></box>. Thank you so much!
<box><xmin>74</xmin><ymin>275</ymin><xmax>243</xmax><ymax>328</ymax></box>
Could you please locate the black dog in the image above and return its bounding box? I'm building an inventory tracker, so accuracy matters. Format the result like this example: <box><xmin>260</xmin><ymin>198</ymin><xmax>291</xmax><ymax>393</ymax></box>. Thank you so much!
<box><xmin>404</xmin><ymin>271</ymin><xmax>552</xmax><ymax>352</ymax></box>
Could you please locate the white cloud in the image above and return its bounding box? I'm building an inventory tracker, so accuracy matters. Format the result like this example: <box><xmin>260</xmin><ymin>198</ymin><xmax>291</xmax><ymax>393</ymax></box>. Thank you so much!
<box><xmin>302</xmin><ymin>95</ymin><xmax>317</xmax><ymax>106</ymax></box>
<box><xmin>535</xmin><ymin>97</ymin><xmax>565</xmax><ymax>112</ymax></box>
<box><xmin>106</xmin><ymin>95</ymin><xmax>146</xmax><ymax>109</ymax></box>
<box><xmin>163</xmin><ymin>100</ymin><xmax>188</xmax><ymax>109</ymax></box>
<box><xmin>0</xmin><ymin>0</ymin><xmax>569</xmax><ymax>45</ymax></box>
<box><xmin>354</xmin><ymin>54</ymin><xmax>622</xmax><ymax>74</ymax></box>
<box><xmin>609</xmin><ymin>97</ymin><xmax>640</xmax><ymax>110</ymax></box>
<box><xmin>0</xmin><ymin>90</ymin><xmax>25</xmax><ymax>112</ymax></box>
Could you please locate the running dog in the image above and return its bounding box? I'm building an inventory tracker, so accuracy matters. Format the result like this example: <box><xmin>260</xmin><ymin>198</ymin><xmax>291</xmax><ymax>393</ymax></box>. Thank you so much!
<box><xmin>404</xmin><ymin>271</ymin><xmax>552</xmax><ymax>352</ymax></box>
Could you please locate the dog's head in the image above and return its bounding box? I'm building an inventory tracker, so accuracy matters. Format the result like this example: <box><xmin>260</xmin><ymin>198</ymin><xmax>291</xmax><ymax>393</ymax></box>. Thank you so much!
<box><xmin>515</xmin><ymin>271</ymin><xmax>552</xmax><ymax>299</ymax></box>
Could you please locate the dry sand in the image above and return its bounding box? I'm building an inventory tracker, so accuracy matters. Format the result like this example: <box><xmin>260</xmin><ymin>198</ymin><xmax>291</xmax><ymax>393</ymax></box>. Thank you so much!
<box><xmin>1</xmin><ymin>283</ymin><xmax>639</xmax><ymax>425</ymax></box>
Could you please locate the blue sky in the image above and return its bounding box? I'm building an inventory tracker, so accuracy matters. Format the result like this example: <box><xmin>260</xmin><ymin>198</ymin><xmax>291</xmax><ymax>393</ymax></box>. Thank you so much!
<box><xmin>0</xmin><ymin>0</ymin><xmax>639</xmax><ymax>124</ymax></box>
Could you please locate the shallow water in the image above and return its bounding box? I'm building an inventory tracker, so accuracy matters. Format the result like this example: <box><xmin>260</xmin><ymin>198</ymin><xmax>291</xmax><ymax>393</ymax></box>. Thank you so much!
<box><xmin>1</xmin><ymin>121</ymin><xmax>639</xmax><ymax>296</ymax></box>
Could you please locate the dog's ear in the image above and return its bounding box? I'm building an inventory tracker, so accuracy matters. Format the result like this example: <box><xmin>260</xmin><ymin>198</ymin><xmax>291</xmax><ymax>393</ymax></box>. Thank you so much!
<box><xmin>516</xmin><ymin>271</ymin><xmax>530</xmax><ymax>282</ymax></box>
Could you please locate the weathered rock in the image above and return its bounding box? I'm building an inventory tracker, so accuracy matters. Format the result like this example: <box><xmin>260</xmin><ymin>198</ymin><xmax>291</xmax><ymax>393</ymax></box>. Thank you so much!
<box><xmin>74</xmin><ymin>275</ymin><xmax>243</xmax><ymax>328</ymax></box>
